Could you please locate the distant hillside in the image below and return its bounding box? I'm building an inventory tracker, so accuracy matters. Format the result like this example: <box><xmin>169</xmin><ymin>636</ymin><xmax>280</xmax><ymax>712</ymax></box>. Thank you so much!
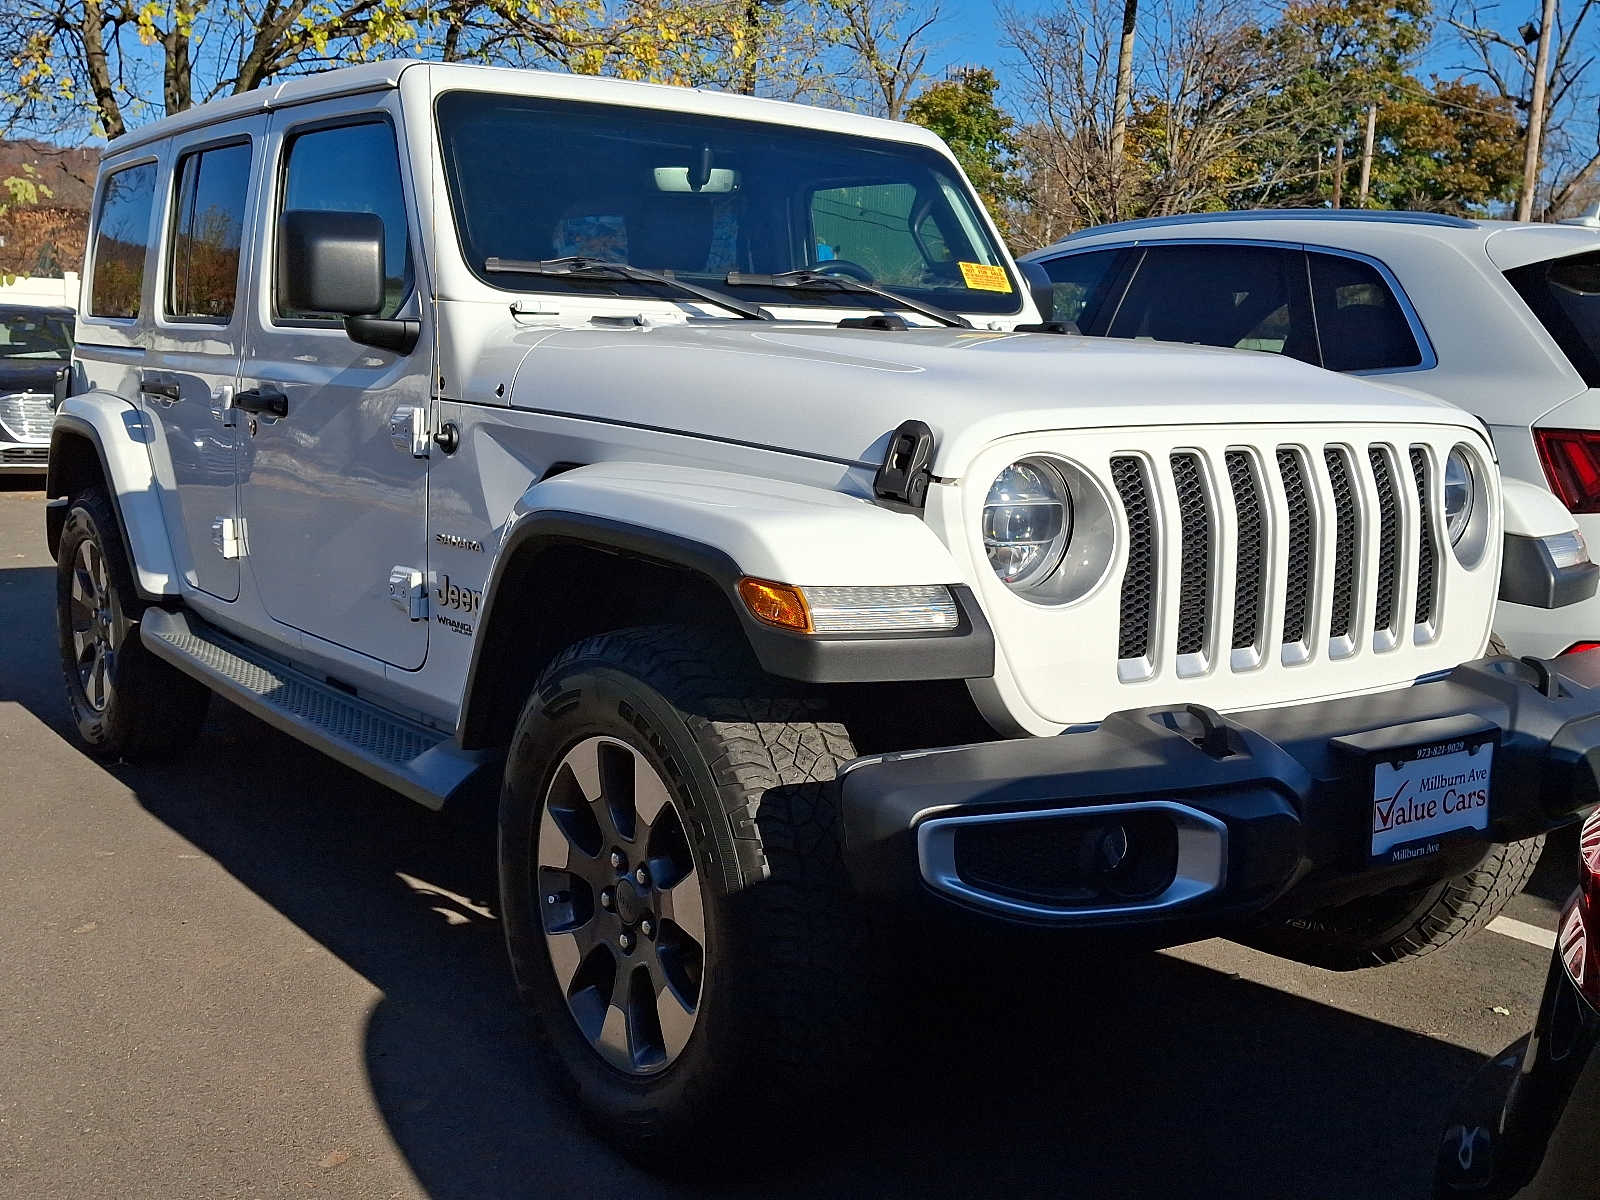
<box><xmin>1</xmin><ymin>141</ymin><xmax>98</xmax><ymax>279</ymax></box>
<box><xmin>0</xmin><ymin>140</ymin><xmax>99</xmax><ymax>212</ymax></box>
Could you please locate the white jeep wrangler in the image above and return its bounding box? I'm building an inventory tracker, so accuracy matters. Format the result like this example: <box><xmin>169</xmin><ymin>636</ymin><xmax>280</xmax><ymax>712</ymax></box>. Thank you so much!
<box><xmin>47</xmin><ymin>60</ymin><xmax>1600</xmax><ymax>1155</ymax></box>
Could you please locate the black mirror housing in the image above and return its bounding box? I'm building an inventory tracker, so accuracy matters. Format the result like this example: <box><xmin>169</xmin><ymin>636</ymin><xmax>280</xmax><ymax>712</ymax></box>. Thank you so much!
<box><xmin>1017</xmin><ymin>259</ymin><xmax>1057</xmax><ymax>324</ymax></box>
<box><xmin>278</xmin><ymin>209</ymin><xmax>385</xmax><ymax>316</ymax></box>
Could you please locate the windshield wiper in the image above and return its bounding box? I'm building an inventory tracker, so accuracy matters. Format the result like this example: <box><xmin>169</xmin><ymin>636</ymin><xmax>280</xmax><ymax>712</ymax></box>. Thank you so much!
<box><xmin>484</xmin><ymin>255</ymin><xmax>772</xmax><ymax>321</ymax></box>
<box><xmin>723</xmin><ymin>269</ymin><xmax>972</xmax><ymax>329</ymax></box>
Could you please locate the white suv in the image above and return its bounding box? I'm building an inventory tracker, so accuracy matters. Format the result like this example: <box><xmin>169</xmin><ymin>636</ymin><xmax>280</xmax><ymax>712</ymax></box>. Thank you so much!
<box><xmin>45</xmin><ymin>65</ymin><xmax>1600</xmax><ymax>1157</ymax></box>
<box><xmin>1024</xmin><ymin>211</ymin><xmax>1600</xmax><ymax>658</ymax></box>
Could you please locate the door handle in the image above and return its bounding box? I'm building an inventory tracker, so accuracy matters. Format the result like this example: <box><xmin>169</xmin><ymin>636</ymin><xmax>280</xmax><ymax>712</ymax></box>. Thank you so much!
<box><xmin>234</xmin><ymin>386</ymin><xmax>288</xmax><ymax>419</ymax></box>
<box><xmin>139</xmin><ymin>376</ymin><xmax>182</xmax><ymax>405</ymax></box>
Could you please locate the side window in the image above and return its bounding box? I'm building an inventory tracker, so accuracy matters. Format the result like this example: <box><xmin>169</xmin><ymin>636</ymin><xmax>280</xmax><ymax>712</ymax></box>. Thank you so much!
<box><xmin>277</xmin><ymin>120</ymin><xmax>412</xmax><ymax>320</ymax></box>
<box><xmin>1037</xmin><ymin>249</ymin><xmax>1127</xmax><ymax>332</ymax></box>
<box><xmin>90</xmin><ymin>162</ymin><xmax>158</xmax><ymax>319</ymax></box>
<box><xmin>1107</xmin><ymin>244</ymin><xmax>1317</xmax><ymax>363</ymax></box>
<box><xmin>1308</xmin><ymin>252</ymin><xmax>1423</xmax><ymax>372</ymax></box>
<box><xmin>166</xmin><ymin>142</ymin><xmax>252</xmax><ymax>322</ymax></box>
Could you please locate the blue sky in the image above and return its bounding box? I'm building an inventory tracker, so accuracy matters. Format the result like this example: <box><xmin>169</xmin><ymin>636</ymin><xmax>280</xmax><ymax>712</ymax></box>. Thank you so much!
<box><xmin>923</xmin><ymin>0</ymin><xmax>1012</xmax><ymax>83</ymax></box>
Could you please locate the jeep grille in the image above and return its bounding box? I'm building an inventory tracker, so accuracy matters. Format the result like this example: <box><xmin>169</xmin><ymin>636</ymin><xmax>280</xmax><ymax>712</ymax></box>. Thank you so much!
<box><xmin>1110</xmin><ymin>440</ymin><xmax>1447</xmax><ymax>679</ymax></box>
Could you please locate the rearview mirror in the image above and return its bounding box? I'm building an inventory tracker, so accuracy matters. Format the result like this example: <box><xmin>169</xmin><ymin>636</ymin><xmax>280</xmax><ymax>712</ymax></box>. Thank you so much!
<box><xmin>278</xmin><ymin>209</ymin><xmax>385</xmax><ymax>316</ymax></box>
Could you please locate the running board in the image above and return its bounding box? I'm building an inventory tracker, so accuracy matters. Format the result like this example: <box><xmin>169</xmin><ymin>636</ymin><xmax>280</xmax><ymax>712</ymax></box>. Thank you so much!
<box><xmin>140</xmin><ymin>608</ymin><xmax>495</xmax><ymax>810</ymax></box>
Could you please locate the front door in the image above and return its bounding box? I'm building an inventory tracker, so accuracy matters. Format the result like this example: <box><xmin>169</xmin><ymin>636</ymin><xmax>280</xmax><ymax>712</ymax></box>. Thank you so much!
<box><xmin>142</xmin><ymin>126</ymin><xmax>258</xmax><ymax>602</ymax></box>
<box><xmin>237</xmin><ymin>99</ymin><xmax>431</xmax><ymax>669</ymax></box>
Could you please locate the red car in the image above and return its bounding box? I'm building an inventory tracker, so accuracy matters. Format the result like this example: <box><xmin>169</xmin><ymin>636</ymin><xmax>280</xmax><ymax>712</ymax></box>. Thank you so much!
<box><xmin>1436</xmin><ymin>805</ymin><xmax>1600</xmax><ymax>1198</ymax></box>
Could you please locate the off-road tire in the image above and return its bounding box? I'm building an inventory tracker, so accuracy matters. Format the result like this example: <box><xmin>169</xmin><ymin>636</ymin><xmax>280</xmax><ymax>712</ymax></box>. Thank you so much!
<box><xmin>498</xmin><ymin>624</ymin><xmax>868</xmax><ymax>1164</ymax></box>
<box><xmin>55</xmin><ymin>489</ymin><xmax>210</xmax><ymax>761</ymax></box>
<box><xmin>1246</xmin><ymin>836</ymin><xmax>1545</xmax><ymax>970</ymax></box>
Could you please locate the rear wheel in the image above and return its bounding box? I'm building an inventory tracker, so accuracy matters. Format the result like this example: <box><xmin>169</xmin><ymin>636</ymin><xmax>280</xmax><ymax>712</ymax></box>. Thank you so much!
<box><xmin>498</xmin><ymin>625</ymin><xmax>868</xmax><ymax>1161</ymax></box>
<box><xmin>54</xmin><ymin>489</ymin><xmax>210</xmax><ymax>761</ymax></box>
<box><xmin>1247</xmin><ymin>836</ymin><xmax>1544</xmax><ymax>970</ymax></box>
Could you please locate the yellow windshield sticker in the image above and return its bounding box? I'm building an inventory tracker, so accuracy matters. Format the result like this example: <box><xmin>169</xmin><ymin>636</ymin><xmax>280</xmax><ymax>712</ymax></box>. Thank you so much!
<box><xmin>958</xmin><ymin>261</ymin><xmax>1012</xmax><ymax>293</ymax></box>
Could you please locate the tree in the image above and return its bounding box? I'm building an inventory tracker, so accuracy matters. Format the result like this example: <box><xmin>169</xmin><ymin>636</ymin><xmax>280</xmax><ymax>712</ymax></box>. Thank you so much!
<box><xmin>1365</xmin><ymin>77</ymin><xmax>1523</xmax><ymax>211</ymax></box>
<box><xmin>1448</xmin><ymin>0</ymin><xmax>1600</xmax><ymax>216</ymax></box>
<box><xmin>0</xmin><ymin>0</ymin><xmax>741</xmax><ymax>141</ymax></box>
<box><xmin>830</xmin><ymin>0</ymin><xmax>942</xmax><ymax>118</ymax></box>
<box><xmin>905</xmin><ymin>67</ymin><xmax>1021</xmax><ymax>222</ymax></box>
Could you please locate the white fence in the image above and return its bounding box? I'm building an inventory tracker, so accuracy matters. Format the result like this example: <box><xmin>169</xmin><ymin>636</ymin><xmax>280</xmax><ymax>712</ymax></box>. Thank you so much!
<box><xmin>0</xmin><ymin>273</ymin><xmax>78</xmax><ymax>308</ymax></box>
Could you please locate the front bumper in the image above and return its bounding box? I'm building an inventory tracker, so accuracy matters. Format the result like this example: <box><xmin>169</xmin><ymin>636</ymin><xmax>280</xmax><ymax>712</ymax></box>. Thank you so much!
<box><xmin>840</xmin><ymin>653</ymin><xmax>1600</xmax><ymax>933</ymax></box>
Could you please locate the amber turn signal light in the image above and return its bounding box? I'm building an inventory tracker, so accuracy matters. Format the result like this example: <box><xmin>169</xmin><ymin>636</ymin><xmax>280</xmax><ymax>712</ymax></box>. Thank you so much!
<box><xmin>737</xmin><ymin>577</ymin><xmax>812</xmax><ymax>633</ymax></box>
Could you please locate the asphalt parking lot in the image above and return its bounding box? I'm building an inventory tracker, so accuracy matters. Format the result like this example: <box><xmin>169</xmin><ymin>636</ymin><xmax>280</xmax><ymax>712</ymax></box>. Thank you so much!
<box><xmin>0</xmin><ymin>476</ymin><xmax>1580</xmax><ymax>1200</ymax></box>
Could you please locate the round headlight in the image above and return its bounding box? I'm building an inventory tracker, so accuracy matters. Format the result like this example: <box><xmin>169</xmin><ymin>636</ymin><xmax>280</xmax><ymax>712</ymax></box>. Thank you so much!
<box><xmin>1444</xmin><ymin>447</ymin><xmax>1476</xmax><ymax>545</ymax></box>
<box><xmin>984</xmin><ymin>459</ymin><xmax>1072</xmax><ymax>588</ymax></box>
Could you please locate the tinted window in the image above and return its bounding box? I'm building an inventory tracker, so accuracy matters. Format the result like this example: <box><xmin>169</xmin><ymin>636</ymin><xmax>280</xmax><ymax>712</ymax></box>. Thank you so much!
<box><xmin>167</xmin><ymin>142</ymin><xmax>252</xmax><ymax>321</ymax></box>
<box><xmin>90</xmin><ymin>162</ymin><xmax>157</xmax><ymax>318</ymax></box>
<box><xmin>278</xmin><ymin>121</ymin><xmax>411</xmax><ymax>320</ymax></box>
<box><xmin>811</xmin><ymin>183</ymin><xmax>942</xmax><ymax>287</ymax></box>
<box><xmin>1308</xmin><ymin>252</ymin><xmax>1422</xmax><ymax>372</ymax></box>
<box><xmin>434</xmin><ymin>91</ymin><xmax>1021</xmax><ymax>315</ymax></box>
<box><xmin>0</xmin><ymin>307</ymin><xmax>73</xmax><ymax>360</ymax></box>
<box><xmin>1036</xmin><ymin>249</ymin><xmax>1126</xmax><ymax>331</ymax></box>
<box><xmin>1108</xmin><ymin>244</ymin><xmax>1316</xmax><ymax>361</ymax></box>
<box><xmin>1506</xmin><ymin>251</ymin><xmax>1600</xmax><ymax>386</ymax></box>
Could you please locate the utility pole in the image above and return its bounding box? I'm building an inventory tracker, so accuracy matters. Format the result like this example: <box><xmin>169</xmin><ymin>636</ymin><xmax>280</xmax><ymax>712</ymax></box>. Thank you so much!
<box><xmin>1332</xmin><ymin>133</ymin><xmax>1345</xmax><ymax>209</ymax></box>
<box><xmin>1519</xmin><ymin>0</ymin><xmax>1559</xmax><ymax>221</ymax></box>
<box><xmin>1357</xmin><ymin>103</ymin><xmax>1376</xmax><ymax>207</ymax></box>
<box><xmin>1108</xmin><ymin>0</ymin><xmax>1138</xmax><ymax>215</ymax></box>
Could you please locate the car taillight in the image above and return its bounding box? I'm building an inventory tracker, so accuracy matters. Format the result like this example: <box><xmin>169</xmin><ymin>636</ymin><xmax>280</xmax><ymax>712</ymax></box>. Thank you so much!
<box><xmin>1559</xmin><ymin>807</ymin><xmax>1600</xmax><ymax>1006</ymax></box>
<box><xmin>1535</xmin><ymin>428</ymin><xmax>1600</xmax><ymax>514</ymax></box>
<box><xmin>1564</xmin><ymin>641</ymin><xmax>1600</xmax><ymax>656</ymax></box>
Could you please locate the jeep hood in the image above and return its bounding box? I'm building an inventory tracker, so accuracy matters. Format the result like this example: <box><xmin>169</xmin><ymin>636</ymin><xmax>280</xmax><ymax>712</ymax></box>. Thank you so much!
<box><xmin>508</xmin><ymin>322</ymin><xmax>1476</xmax><ymax>476</ymax></box>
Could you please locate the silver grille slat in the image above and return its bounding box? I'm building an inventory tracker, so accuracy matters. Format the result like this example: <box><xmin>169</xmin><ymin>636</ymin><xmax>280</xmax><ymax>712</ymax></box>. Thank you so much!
<box><xmin>1409</xmin><ymin>448</ymin><xmax>1437</xmax><ymax>629</ymax></box>
<box><xmin>1369</xmin><ymin>447</ymin><xmax>1401</xmax><ymax>635</ymax></box>
<box><xmin>1111</xmin><ymin>456</ymin><xmax>1156</xmax><ymax>662</ymax></box>
<box><xmin>1112</xmin><ymin>437</ymin><xmax>1443</xmax><ymax>679</ymax></box>
<box><xmin>0</xmin><ymin>392</ymin><xmax>52</xmax><ymax>442</ymax></box>
<box><xmin>1225</xmin><ymin>451</ymin><xmax>1265</xmax><ymax>652</ymax></box>
<box><xmin>1171</xmin><ymin>453</ymin><xmax>1210</xmax><ymax>657</ymax></box>
<box><xmin>1277</xmin><ymin>449</ymin><xmax>1316</xmax><ymax>648</ymax></box>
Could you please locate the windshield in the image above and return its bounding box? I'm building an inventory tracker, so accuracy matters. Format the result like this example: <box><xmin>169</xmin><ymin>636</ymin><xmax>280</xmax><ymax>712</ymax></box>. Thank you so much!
<box><xmin>0</xmin><ymin>308</ymin><xmax>73</xmax><ymax>362</ymax></box>
<box><xmin>1506</xmin><ymin>251</ymin><xmax>1600</xmax><ymax>386</ymax></box>
<box><xmin>434</xmin><ymin>91</ymin><xmax>1020</xmax><ymax>316</ymax></box>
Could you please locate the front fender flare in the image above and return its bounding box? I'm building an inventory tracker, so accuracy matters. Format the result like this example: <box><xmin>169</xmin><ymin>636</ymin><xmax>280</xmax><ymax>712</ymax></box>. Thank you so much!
<box><xmin>46</xmin><ymin>394</ymin><xmax>179</xmax><ymax>598</ymax></box>
<box><xmin>458</xmin><ymin>463</ymin><xmax>994</xmax><ymax>746</ymax></box>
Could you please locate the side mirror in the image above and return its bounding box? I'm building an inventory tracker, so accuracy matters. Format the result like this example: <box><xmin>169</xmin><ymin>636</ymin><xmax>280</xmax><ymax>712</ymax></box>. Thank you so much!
<box><xmin>279</xmin><ymin>209</ymin><xmax>385</xmax><ymax>316</ymax></box>
<box><xmin>278</xmin><ymin>209</ymin><xmax>418</xmax><ymax>354</ymax></box>
<box><xmin>1017</xmin><ymin>259</ymin><xmax>1057</xmax><ymax>323</ymax></box>
<box><xmin>51</xmin><ymin>365</ymin><xmax>70</xmax><ymax>408</ymax></box>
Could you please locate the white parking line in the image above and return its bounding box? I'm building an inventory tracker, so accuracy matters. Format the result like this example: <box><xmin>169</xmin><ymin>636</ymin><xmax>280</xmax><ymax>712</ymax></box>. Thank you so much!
<box><xmin>1488</xmin><ymin>915</ymin><xmax>1558</xmax><ymax>951</ymax></box>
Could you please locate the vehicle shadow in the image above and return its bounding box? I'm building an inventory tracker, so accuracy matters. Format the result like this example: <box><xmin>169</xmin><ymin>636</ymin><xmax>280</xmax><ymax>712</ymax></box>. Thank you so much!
<box><xmin>0</xmin><ymin>556</ymin><xmax>1493</xmax><ymax>1198</ymax></box>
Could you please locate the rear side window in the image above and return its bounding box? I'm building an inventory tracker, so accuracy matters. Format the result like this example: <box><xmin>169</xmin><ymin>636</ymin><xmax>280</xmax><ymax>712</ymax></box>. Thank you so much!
<box><xmin>90</xmin><ymin>162</ymin><xmax>158</xmax><ymax>319</ymax></box>
<box><xmin>1107</xmin><ymin>244</ymin><xmax>1317</xmax><ymax>361</ymax></box>
<box><xmin>1036</xmin><ymin>249</ymin><xmax>1126</xmax><ymax>332</ymax></box>
<box><xmin>1506</xmin><ymin>251</ymin><xmax>1600</xmax><ymax>386</ymax></box>
<box><xmin>277</xmin><ymin>120</ymin><xmax>412</xmax><ymax>320</ymax></box>
<box><xmin>1308</xmin><ymin>252</ymin><xmax>1422</xmax><ymax>372</ymax></box>
<box><xmin>167</xmin><ymin>142</ymin><xmax>253</xmax><ymax>322</ymax></box>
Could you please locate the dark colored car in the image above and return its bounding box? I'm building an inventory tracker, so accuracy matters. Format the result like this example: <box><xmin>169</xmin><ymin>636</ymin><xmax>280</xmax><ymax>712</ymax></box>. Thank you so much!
<box><xmin>0</xmin><ymin>302</ymin><xmax>73</xmax><ymax>472</ymax></box>
<box><xmin>1436</xmin><ymin>804</ymin><xmax>1600</xmax><ymax>1198</ymax></box>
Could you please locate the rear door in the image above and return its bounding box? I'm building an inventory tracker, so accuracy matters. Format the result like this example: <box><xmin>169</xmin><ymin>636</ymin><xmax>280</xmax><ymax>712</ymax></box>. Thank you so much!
<box><xmin>236</xmin><ymin>96</ymin><xmax>432</xmax><ymax>668</ymax></box>
<box><xmin>141</xmin><ymin>124</ymin><xmax>258</xmax><ymax>601</ymax></box>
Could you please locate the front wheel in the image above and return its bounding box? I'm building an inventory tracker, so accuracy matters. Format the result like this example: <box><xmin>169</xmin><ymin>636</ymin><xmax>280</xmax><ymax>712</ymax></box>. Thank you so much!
<box><xmin>1245</xmin><ymin>836</ymin><xmax>1544</xmax><ymax>970</ymax></box>
<box><xmin>498</xmin><ymin>625</ymin><xmax>867</xmax><ymax>1160</ymax></box>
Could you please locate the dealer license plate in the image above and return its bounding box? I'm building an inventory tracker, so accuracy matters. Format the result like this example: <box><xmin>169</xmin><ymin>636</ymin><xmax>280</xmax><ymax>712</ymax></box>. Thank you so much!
<box><xmin>1370</xmin><ymin>738</ymin><xmax>1495</xmax><ymax>863</ymax></box>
